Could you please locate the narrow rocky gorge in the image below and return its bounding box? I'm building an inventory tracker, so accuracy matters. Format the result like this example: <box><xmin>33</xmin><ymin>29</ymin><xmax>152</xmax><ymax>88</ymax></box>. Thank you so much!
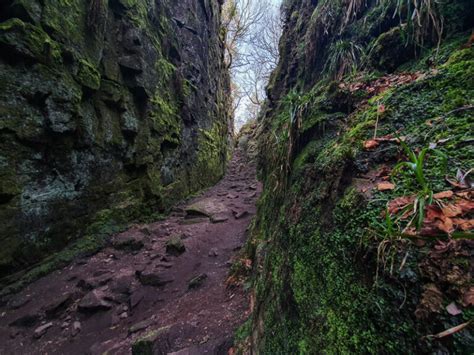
<box><xmin>1</xmin><ymin>0</ymin><xmax>473</xmax><ymax>354</ymax></box>
<box><xmin>0</xmin><ymin>150</ymin><xmax>260</xmax><ymax>354</ymax></box>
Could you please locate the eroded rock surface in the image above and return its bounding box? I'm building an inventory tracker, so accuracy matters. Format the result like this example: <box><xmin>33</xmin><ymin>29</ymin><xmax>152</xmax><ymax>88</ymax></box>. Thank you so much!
<box><xmin>0</xmin><ymin>0</ymin><xmax>232</xmax><ymax>278</ymax></box>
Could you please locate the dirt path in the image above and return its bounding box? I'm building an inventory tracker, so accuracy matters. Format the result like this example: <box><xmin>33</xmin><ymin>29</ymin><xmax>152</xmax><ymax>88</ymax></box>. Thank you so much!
<box><xmin>0</xmin><ymin>151</ymin><xmax>260</xmax><ymax>355</ymax></box>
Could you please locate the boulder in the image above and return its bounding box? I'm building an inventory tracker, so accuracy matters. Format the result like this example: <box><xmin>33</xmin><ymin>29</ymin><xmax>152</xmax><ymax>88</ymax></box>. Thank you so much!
<box><xmin>78</xmin><ymin>290</ymin><xmax>113</xmax><ymax>313</ymax></box>
<box><xmin>185</xmin><ymin>198</ymin><xmax>229</xmax><ymax>219</ymax></box>
<box><xmin>136</xmin><ymin>269</ymin><xmax>174</xmax><ymax>287</ymax></box>
<box><xmin>165</xmin><ymin>235</ymin><xmax>186</xmax><ymax>255</ymax></box>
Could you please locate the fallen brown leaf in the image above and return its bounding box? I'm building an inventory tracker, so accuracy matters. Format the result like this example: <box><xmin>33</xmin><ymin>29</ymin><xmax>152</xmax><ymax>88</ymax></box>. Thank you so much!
<box><xmin>363</xmin><ymin>140</ymin><xmax>379</xmax><ymax>150</ymax></box>
<box><xmin>416</xmin><ymin>284</ymin><xmax>444</xmax><ymax>319</ymax></box>
<box><xmin>452</xmin><ymin>218</ymin><xmax>474</xmax><ymax>231</ymax></box>
<box><xmin>425</xmin><ymin>320</ymin><xmax>472</xmax><ymax>340</ymax></box>
<box><xmin>442</xmin><ymin>204</ymin><xmax>463</xmax><ymax>218</ymax></box>
<box><xmin>377</xmin><ymin>182</ymin><xmax>395</xmax><ymax>191</ymax></box>
<box><xmin>462</xmin><ymin>287</ymin><xmax>474</xmax><ymax>307</ymax></box>
<box><xmin>433</xmin><ymin>191</ymin><xmax>454</xmax><ymax>199</ymax></box>
<box><xmin>457</xmin><ymin>199</ymin><xmax>474</xmax><ymax>214</ymax></box>
<box><xmin>388</xmin><ymin>195</ymin><xmax>415</xmax><ymax>215</ymax></box>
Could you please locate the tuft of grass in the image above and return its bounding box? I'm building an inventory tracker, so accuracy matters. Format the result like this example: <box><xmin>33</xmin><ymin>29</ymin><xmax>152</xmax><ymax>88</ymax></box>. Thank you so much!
<box><xmin>325</xmin><ymin>39</ymin><xmax>365</xmax><ymax>80</ymax></box>
<box><xmin>391</xmin><ymin>140</ymin><xmax>447</xmax><ymax>230</ymax></box>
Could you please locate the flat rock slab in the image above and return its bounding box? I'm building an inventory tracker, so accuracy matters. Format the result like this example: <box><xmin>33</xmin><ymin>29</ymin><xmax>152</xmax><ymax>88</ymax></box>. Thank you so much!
<box><xmin>136</xmin><ymin>269</ymin><xmax>174</xmax><ymax>287</ymax></box>
<box><xmin>210</xmin><ymin>214</ymin><xmax>229</xmax><ymax>223</ymax></box>
<box><xmin>185</xmin><ymin>198</ymin><xmax>229</xmax><ymax>219</ymax></box>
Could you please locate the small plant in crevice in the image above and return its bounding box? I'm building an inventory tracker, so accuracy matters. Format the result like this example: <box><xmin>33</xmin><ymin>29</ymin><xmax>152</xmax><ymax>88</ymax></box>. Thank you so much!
<box><xmin>376</xmin><ymin>0</ymin><xmax>444</xmax><ymax>50</ymax></box>
<box><xmin>281</xmin><ymin>89</ymin><xmax>305</xmax><ymax>178</ymax></box>
<box><xmin>390</xmin><ymin>140</ymin><xmax>448</xmax><ymax>231</ymax></box>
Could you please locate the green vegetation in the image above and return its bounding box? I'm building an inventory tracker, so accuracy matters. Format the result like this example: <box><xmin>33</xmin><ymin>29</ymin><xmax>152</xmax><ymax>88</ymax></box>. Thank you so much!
<box><xmin>246</xmin><ymin>20</ymin><xmax>474</xmax><ymax>353</ymax></box>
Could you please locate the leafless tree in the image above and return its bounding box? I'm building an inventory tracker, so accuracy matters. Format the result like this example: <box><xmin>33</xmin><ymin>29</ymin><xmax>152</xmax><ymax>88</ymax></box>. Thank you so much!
<box><xmin>222</xmin><ymin>0</ymin><xmax>282</xmax><ymax>129</ymax></box>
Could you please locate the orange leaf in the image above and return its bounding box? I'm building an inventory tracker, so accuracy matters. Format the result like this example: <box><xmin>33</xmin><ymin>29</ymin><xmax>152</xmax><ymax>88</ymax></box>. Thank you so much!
<box><xmin>452</xmin><ymin>218</ymin><xmax>474</xmax><ymax>231</ymax></box>
<box><xmin>377</xmin><ymin>182</ymin><xmax>395</xmax><ymax>191</ymax></box>
<box><xmin>457</xmin><ymin>199</ymin><xmax>474</xmax><ymax>214</ymax></box>
<box><xmin>435</xmin><ymin>218</ymin><xmax>455</xmax><ymax>235</ymax></box>
<box><xmin>433</xmin><ymin>191</ymin><xmax>454</xmax><ymax>199</ymax></box>
<box><xmin>388</xmin><ymin>195</ymin><xmax>415</xmax><ymax>215</ymax></box>
<box><xmin>363</xmin><ymin>140</ymin><xmax>379</xmax><ymax>150</ymax></box>
<box><xmin>442</xmin><ymin>204</ymin><xmax>463</xmax><ymax>218</ymax></box>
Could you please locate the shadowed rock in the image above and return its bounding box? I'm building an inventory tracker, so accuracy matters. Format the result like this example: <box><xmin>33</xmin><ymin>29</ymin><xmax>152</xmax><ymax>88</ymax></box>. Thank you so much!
<box><xmin>78</xmin><ymin>290</ymin><xmax>113</xmax><ymax>313</ymax></box>
<box><xmin>165</xmin><ymin>235</ymin><xmax>186</xmax><ymax>255</ymax></box>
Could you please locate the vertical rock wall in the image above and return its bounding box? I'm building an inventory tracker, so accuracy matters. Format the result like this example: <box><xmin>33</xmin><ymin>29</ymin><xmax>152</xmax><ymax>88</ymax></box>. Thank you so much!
<box><xmin>247</xmin><ymin>0</ymin><xmax>473</xmax><ymax>353</ymax></box>
<box><xmin>0</xmin><ymin>0</ymin><xmax>231</xmax><ymax>277</ymax></box>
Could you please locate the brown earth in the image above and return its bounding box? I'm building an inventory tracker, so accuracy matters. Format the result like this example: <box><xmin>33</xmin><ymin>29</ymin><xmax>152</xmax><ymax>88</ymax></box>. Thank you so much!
<box><xmin>0</xmin><ymin>151</ymin><xmax>260</xmax><ymax>355</ymax></box>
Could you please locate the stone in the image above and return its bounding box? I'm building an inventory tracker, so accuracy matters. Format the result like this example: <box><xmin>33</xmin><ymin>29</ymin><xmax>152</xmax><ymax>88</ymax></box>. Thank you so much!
<box><xmin>72</xmin><ymin>321</ymin><xmax>81</xmax><ymax>337</ymax></box>
<box><xmin>130</xmin><ymin>290</ymin><xmax>145</xmax><ymax>310</ymax></box>
<box><xmin>165</xmin><ymin>235</ymin><xmax>186</xmax><ymax>255</ymax></box>
<box><xmin>112</xmin><ymin>233</ymin><xmax>145</xmax><ymax>251</ymax></box>
<box><xmin>208</xmin><ymin>248</ymin><xmax>219</xmax><ymax>257</ymax></box>
<box><xmin>129</xmin><ymin>318</ymin><xmax>154</xmax><ymax>334</ymax></box>
<box><xmin>110</xmin><ymin>273</ymin><xmax>134</xmax><ymax>295</ymax></box>
<box><xmin>33</xmin><ymin>322</ymin><xmax>53</xmax><ymax>339</ymax></box>
<box><xmin>131</xmin><ymin>326</ymin><xmax>172</xmax><ymax>355</ymax></box>
<box><xmin>233</xmin><ymin>210</ymin><xmax>249</xmax><ymax>220</ymax></box>
<box><xmin>136</xmin><ymin>269</ymin><xmax>174</xmax><ymax>287</ymax></box>
<box><xmin>210</xmin><ymin>214</ymin><xmax>229</xmax><ymax>223</ymax></box>
<box><xmin>78</xmin><ymin>290</ymin><xmax>113</xmax><ymax>313</ymax></box>
<box><xmin>44</xmin><ymin>292</ymin><xmax>76</xmax><ymax>318</ymax></box>
<box><xmin>185</xmin><ymin>198</ymin><xmax>229</xmax><ymax>219</ymax></box>
<box><xmin>188</xmin><ymin>274</ymin><xmax>208</xmax><ymax>290</ymax></box>
<box><xmin>118</xmin><ymin>55</ymin><xmax>144</xmax><ymax>72</ymax></box>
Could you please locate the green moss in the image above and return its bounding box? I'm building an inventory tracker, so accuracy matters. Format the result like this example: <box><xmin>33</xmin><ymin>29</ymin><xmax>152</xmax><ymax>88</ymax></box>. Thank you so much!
<box><xmin>191</xmin><ymin>123</ymin><xmax>227</xmax><ymax>188</ymax></box>
<box><xmin>41</xmin><ymin>0</ymin><xmax>86</xmax><ymax>46</ymax></box>
<box><xmin>131</xmin><ymin>326</ymin><xmax>170</xmax><ymax>355</ymax></box>
<box><xmin>248</xmin><ymin>34</ymin><xmax>474</xmax><ymax>354</ymax></box>
<box><xmin>76</xmin><ymin>58</ymin><xmax>101</xmax><ymax>90</ymax></box>
<box><xmin>0</xmin><ymin>18</ymin><xmax>62</xmax><ymax>65</ymax></box>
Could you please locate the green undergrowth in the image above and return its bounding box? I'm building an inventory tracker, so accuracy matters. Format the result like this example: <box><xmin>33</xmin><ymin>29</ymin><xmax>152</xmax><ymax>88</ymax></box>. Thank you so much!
<box><xmin>248</xmin><ymin>35</ymin><xmax>474</xmax><ymax>353</ymax></box>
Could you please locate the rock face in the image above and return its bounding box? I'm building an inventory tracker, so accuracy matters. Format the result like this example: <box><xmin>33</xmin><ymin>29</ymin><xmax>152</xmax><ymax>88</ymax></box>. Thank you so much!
<box><xmin>0</xmin><ymin>0</ymin><xmax>231</xmax><ymax>276</ymax></box>
<box><xmin>249</xmin><ymin>1</ymin><xmax>473</xmax><ymax>354</ymax></box>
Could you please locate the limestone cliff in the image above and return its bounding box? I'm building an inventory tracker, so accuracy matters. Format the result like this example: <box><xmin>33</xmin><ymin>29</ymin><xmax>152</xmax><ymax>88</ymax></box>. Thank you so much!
<box><xmin>0</xmin><ymin>0</ymin><xmax>231</xmax><ymax>279</ymax></box>
<box><xmin>245</xmin><ymin>0</ymin><xmax>474</xmax><ymax>353</ymax></box>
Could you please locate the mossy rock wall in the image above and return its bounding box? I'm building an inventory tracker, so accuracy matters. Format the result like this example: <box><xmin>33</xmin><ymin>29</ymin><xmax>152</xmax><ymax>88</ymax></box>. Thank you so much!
<box><xmin>248</xmin><ymin>0</ymin><xmax>473</xmax><ymax>353</ymax></box>
<box><xmin>0</xmin><ymin>0</ymin><xmax>231</xmax><ymax>278</ymax></box>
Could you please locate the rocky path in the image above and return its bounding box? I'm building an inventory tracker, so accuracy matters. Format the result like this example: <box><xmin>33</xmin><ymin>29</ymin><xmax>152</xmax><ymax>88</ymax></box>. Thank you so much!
<box><xmin>0</xmin><ymin>151</ymin><xmax>260</xmax><ymax>355</ymax></box>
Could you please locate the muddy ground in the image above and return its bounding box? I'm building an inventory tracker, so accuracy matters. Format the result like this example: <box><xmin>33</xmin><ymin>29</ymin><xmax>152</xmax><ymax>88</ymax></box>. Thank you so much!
<box><xmin>0</xmin><ymin>151</ymin><xmax>260</xmax><ymax>355</ymax></box>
